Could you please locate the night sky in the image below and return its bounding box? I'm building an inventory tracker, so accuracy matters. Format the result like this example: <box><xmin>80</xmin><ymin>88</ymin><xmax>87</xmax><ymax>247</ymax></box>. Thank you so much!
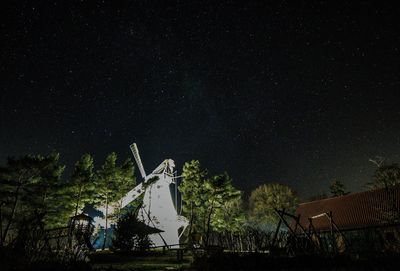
<box><xmin>1</xmin><ymin>1</ymin><xmax>400</xmax><ymax>200</ymax></box>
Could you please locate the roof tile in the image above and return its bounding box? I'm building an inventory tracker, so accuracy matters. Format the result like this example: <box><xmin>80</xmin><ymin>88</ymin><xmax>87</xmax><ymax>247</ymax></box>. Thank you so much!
<box><xmin>295</xmin><ymin>184</ymin><xmax>400</xmax><ymax>231</ymax></box>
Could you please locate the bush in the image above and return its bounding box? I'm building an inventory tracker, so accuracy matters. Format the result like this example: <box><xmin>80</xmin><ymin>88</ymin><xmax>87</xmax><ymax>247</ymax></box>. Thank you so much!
<box><xmin>112</xmin><ymin>211</ymin><xmax>154</xmax><ymax>252</ymax></box>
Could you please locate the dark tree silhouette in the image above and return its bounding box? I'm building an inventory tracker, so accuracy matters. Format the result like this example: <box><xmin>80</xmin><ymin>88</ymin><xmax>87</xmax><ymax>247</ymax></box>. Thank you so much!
<box><xmin>329</xmin><ymin>180</ymin><xmax>349</xmax><ymax>197</ymax></box>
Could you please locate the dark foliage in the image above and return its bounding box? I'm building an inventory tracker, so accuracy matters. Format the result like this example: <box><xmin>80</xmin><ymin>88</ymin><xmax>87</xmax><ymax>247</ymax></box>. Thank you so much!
<box><xmin>371</xmin><ymin>163</ymin><xmax>400</xmax><ymax>189</ymax></box>
<box><xmin>0</xmin><ymin>213</ymin><xmax>91</xmax><ymax>271</ymax></box>
<box><xmin>112</xmin><ymin>209</ymin><xmax>154</xmax><ymax>252</ymax></box>
<box><xmin>329</xmin><ymin>180</ymin><xmax>349</xmax><ymax>197</ymax></box>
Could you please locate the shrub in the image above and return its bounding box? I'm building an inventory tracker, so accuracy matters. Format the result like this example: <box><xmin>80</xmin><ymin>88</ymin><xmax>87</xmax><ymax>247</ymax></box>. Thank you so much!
<box><xmin>112</xmin><ymin>210</ymin><xmax>154</xmax><ymax>252</ymax></box>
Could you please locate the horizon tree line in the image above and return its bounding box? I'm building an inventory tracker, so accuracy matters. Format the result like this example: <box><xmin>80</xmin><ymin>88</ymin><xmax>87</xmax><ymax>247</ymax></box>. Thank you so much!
<box><xmin>0</xmin><ymin>152</ymin><xmax>135</xmax><ymax>249</ymax></box>
<box><xmin>1</xmin><ymin>151</ymin><xmax>399</xmax><ymax>250</ymax></box>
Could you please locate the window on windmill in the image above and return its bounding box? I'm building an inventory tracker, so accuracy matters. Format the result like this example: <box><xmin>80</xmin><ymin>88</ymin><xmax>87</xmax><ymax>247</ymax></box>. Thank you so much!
<box><xmin>137</xmin><ymin>189</ymin><xmax>141</xmax><ymax>193</ymax></box>
<box><xmin>157</xmin><ymin>185</ymin><xmax>161</xmax><ymax>189</ymax></box>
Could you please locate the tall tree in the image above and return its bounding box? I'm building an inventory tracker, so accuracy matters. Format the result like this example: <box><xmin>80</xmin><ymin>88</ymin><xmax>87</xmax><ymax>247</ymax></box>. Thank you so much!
<box><xmin>179</xmin><ymin>160</ymin><xmax>207</xmax><ymax>244</ymax></box>
<box><xmin>370</xmin><ymin>163</ymin><xmax>400</xmax><ymax>189</ymax></box>
<box><xmin>202</xmin><ymin>173</ymin><xmax>241</xmax><ymax>245</ymax></box>
<box><xmin>211</xmin><ymin>195</ymin><xmax>245</xmax><ymax>234</ymax></box>
<box><xmin>0</xmin><ymin>153</ymin><xmax>65</xmax><ymax>245</ymax></box>
<box><xmin>179</xmin><ymin>161</ymin><xmax>243</xmax><ymax>246</ymax></box>
<box><xmin>369</xmin><ymin>163</ymin><xmax>400</xmax><ymax>224</ymax></box>
<box><xmin>207</xmin><ymin>174</ymin><xmax>244</xmax><ymax>235</ymax></box>
<box><xmin>115</xmin><ymin>158</ymin><xmax>135</xmax><ymax>214</ymax></box>
<box><xmin>69</xmin><ymin>154</ymin><xmax>96</xmax><ymax>216</ymax></box>
<box><xmin>38</xmin><ymin>153</ymin><xmax>68</xmax><ymax>228</ymax></box>
<box><xmin>329</xmin><ymin>180</ymin><xmax>349</xmax><ymax>197</ymax></box>
<box><xmin>95</xmin><ymin>153</ymin><xmax>135</xmax><ymax>250</ymax></box>
<box><xmin>249</xmin><ymin>183</ymin><xmax>299</xmax><ymax>228</ymax></box>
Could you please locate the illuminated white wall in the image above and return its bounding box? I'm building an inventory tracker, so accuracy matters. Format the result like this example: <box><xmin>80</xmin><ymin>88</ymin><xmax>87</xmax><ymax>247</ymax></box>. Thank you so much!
<box><xmin>93</xmin><ymin>159</ymin><xmax>188</xmax><ymax>248</ymax></box>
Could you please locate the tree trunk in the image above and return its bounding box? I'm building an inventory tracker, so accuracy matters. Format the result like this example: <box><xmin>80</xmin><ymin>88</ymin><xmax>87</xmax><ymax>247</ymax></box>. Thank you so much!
<box><xmin>188</xmin><ymin>201</ymin><xmax>194</xmax><ymax>245</ymax></box>
<box><xmin>230</xmin><ymin>231</ymin><xmax>234</xmax><ymax>252</ymax></box>
<box><xmin>205</xmin><ymin>201</ymin><xmax>214</xmax><ymax>247</ymax></box>
<box><xmin>102</xmin><ymin>193</ymin><xmax>108</xmax><ymax>250</ymax></box>
<box><xmin>239</xmin><ymin>233</ymin><xmax>243</xmax><ymax>252</ymax></box>
<box><xmin>74</xmin><ymin>186</ymin><xmax>83</xmax><ymax>216</ymax></box>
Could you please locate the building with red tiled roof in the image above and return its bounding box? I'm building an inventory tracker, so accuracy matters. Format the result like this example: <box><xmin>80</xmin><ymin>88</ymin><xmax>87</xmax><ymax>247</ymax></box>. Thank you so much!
<box><xmin>296</xmin><ymin>184</ymin><xmax>400</xmax><ymax>232</ymax></box>
<box><xmin>294</xmin><ymin>184</ymin><xmax>400</xmax><ymax>254</ymax></box>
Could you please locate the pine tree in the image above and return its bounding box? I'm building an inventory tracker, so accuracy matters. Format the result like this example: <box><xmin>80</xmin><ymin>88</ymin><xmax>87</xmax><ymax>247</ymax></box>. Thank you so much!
<box><xmin>0</xmin><ymin>153</ymin><xmax>65</xmax><ymax>245</ymax></box>
<box><xmin>37</xmin><ymin>152</ymin><xmax>68</xmax><ymax>228</ymax></box>
<box><xmin>212</xmin><ymin>192</ymin><xmax>245</xmax><ymax>234</ymax></box>
<box><xmin>249</xmin><ymin>183</ymin><xmax>299</xmax><ymax>228</ymax></box>
<box><xmin>203</xmin><ymin>173</ymin><xmax>241</xmax><ymax>245</ymax></box>
<box><xmin>178</xmin><ymin>160</ymin><xmax>207</xmax><ymax>245</ymax></box>
<box><xmin>95</xmin><ymin>153</ymin><xmax>135</xmax><ymax>250</ymax></box>
<box><xmin>115</xmin><ymin>158</ymin><xmax>135</xmax><ymax>215</ymax></box>
<box><xmin>329</xmin><ymin>180</ymin><xmax>349</xmax><ymax>197</ymax></box>
<box><xmin>69</xmin><ymin>154</ymin><xmax>96</xmax><ymax>216</ymax></box>
<box><xmin>371</xmin><ymin>163</ymin><xmax>400</xmax><ymax>189</ymax></box>
<box><xmin>179</xmin><ymin>161</ymin><xmax>242</xmax><ymax>246</ymax></box>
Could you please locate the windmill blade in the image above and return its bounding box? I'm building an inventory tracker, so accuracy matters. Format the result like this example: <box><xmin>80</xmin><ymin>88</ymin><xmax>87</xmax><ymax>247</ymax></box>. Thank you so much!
<box><xmin>130</xmin><ymin>143</ymin><xmax>146</xmax><ymax>179</ymax></box>
<box><xmin>120</xmin><ymin>182</ymin><xmax>145</xmax><ymax>208</ymax></box>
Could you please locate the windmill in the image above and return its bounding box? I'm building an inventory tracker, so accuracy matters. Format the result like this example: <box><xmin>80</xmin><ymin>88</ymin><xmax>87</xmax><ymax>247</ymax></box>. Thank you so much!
<box><xmin>93</xmin><ymin>143</ymin><xmax>188</xmax><ymax>248</ymax></box>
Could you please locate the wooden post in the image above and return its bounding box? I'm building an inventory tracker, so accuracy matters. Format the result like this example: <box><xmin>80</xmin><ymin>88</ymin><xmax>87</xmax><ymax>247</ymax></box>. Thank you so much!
<box><xmin>176</xmin><ymin>248</ymin><xmax>184</xmax><ymax>262</ymax></box>
<box><xmin>328</xmin><ymin>211</ymin><xmax>336</xmax><ymax>255</ymax></box>
<box><xmin>271</xmin><ymin>216</ymin><xmax>282</xmax><ymax>249</ymax></box>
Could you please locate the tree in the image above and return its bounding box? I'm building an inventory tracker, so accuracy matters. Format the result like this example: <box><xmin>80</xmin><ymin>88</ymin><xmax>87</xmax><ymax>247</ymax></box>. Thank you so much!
<box><xmin>69</xmin><ymin>154</ymin><xmax>96</xmax><ymax>216</ymax></box>
<box><xmin>179</xmin><ymin>161</ymin><xmax>243</xmax><ymax>247</ymax></box>
<box><xmin>249</xmin><ymin>183</ymin><xmax>299</xmax><ymax>228</ymax></box>
<box><xmin>369</xmin><ymin>163</ymin><xmax>400</xmax><ymax>225</ymax></box>
<box><xmin>0</xmin><ymin>153</ymin><xmax>65</xmax><ymax>246</ymax></box>
<box><xmin>115</xmin><ymin>158</ymin><xmax>135</xmax><ymax>214</ymax></box>
<box><xmin>370</xmin><ymin>163</ymin><xmax>400</xmax><ymax>189</ymax></box>
<box><xmin>112</xmin><ymin>208</ymin><xmax>154</xmax><ymax>252</ymax></box>
<box><xmin>202</xmin><ymin>173</ymin><xmax>241</xmax><ymax>245</ymax></box>
<box><xmin>95</xmin><ymin>153</ymin><xmax>135</xmax><ymax>250</ymax></box>
<box><xmin>179</xmin><ymin>160</ymin><xmax>207</xmax><ymax>244</ymax></box>
<box><xmin>211</xmin><ymin>192</ymin><xmax>245</xmax><ymax>234</ymax></box>
<box><xmin>329</xmin><ymin>180</ymin><xmax>349</xmax><ymax>197</ymax></box>
<box><xmin>38</xmin><ymin>153</ymin><xmax>69</xmax><ymax>228</ymax></box>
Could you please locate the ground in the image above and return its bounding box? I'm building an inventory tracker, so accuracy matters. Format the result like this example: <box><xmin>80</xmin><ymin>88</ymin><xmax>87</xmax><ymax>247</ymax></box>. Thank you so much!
<box><xmin>90</xmin><ymin>250</ymin><xmax>192</xmax><ymax>271</ymax></box>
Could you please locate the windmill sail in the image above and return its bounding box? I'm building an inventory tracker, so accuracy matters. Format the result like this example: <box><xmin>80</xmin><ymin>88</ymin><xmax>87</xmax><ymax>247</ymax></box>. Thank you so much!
<box><xmin>130</xmin><ymin>143</ymin><xmax>146</xmax><ymax>179</ymax></box>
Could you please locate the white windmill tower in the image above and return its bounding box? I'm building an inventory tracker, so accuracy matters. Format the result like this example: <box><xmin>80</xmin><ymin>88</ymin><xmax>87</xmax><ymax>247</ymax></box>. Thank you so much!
<box><xmin>93</xmin><ymin>143</ymin><xmax>188</xmax><ymax>248</ymax></box>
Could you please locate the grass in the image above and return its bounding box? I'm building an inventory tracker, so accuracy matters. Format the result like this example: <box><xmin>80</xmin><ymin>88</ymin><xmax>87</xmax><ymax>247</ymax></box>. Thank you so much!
<box><xmin>89</xmin><ymin>250</ymin><xmax>193</xmax><ymax>271</ymax></box>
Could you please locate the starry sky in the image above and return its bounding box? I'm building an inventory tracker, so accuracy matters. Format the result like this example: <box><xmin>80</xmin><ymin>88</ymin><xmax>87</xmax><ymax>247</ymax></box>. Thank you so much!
<box><xmin>1</xmin><ymin>1</ymin><xmax>400</xmax><ymax>200</ymax></box>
